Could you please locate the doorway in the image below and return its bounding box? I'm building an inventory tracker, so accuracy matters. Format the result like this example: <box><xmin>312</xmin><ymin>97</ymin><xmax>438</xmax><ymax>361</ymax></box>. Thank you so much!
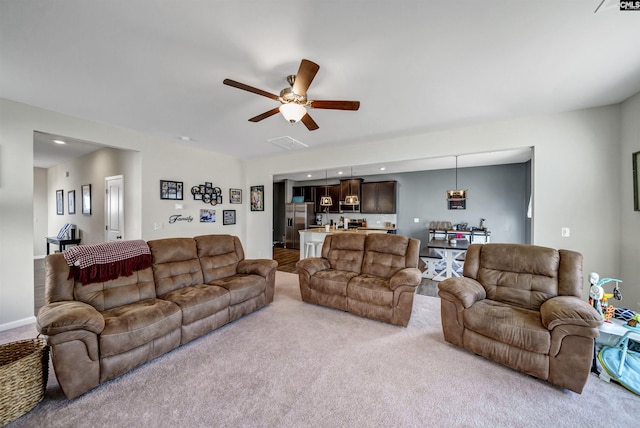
<box><xmin>105</xmin><ymin>175</ymin><xmax>124</xmax><ymax>241</ymax></box>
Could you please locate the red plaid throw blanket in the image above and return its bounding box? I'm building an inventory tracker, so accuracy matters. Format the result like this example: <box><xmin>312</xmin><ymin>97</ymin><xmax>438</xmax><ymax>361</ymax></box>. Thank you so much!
<box><xmin>63</xmin><ymin>240</ymin><xmax>152</xmax><ymax>285</ymax></box>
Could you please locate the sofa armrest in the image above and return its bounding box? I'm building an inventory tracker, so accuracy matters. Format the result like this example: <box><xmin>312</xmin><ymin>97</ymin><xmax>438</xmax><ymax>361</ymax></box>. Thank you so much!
<box><xmin>389</xmin><ymin>268</ymin><xmax>422</xmax><ymax>290</ymax></box>
<box><xmin>296</xmin><ymin>258</ymin><xmax>331</xmax><ymax>277</ymax></box>
<box><xmin>37</xmin><ymin>301</ymin><xmax>105</xmax><ymax>336</ymax></box>
<box><xmin>237</xmin><ymin>259</ymin><xmax>278</xmax><ymax>278</ymax></box>
<box><xmin>540</xmin><ymin>296</ymin><xmax>603</xmax><ymax>331</ymax></box>
<box><xmin>437</xmin><ymin>277</ymin><xmax>486</xmax><ymax>308</ymax></box>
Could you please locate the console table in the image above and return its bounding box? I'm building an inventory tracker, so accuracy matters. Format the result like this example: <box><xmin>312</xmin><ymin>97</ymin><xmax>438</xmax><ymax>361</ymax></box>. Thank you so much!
<box><xmin>46</xmin><ymin>237</ymin><xmax>81</xmax><ymax>254</ymax></box>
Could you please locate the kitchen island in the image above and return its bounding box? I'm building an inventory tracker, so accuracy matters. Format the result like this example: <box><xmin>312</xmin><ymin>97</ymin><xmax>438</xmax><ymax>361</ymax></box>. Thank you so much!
<box><xmin>298</xmin><ymin>227</ymin><xmax>395</xmax><ymax>260</ymax></box>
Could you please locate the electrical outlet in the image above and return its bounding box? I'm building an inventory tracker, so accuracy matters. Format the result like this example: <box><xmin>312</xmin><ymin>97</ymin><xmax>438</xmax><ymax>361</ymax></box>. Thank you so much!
<box><xmin>561</xmin><ymin>227</ymin><xmax>570</xmax><ymax>237</ymax></box>
<box><xmin>414</xmin><ymin>218</ymin><xmax>420</xmax><ymax>223</ymax></box>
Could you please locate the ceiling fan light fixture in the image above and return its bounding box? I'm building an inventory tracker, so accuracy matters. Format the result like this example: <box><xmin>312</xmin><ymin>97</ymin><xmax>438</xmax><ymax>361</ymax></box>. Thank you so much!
<box><xmin>279</xmin><ymin>103</ymin><xmax>306</xmax><ymax>124</ymax></box>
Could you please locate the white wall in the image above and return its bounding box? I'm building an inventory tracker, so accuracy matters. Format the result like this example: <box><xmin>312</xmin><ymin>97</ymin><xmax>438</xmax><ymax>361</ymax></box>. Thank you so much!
<box><xmin>246</xmin><ymin>105</ymin><xmax>625</xmax><ymax>304</ymax></box>
<box><xmin>46</xmin><ymin>147</ymin><xmax>141</xmax><ymax>248</ymax></box>
<box><xmin>33</xmin><ymin>167</ymin><xmax>48</xmax><ymax>256</ymax></box>
<box><xmin>620</xmin><ymin>91</ymin><xmax>640</xmax><ymax>311</ymax></box>
<box><xmin>0</xmin><ymin>98</ymin><xmax>246</xmax><ymax>330</ymax></box>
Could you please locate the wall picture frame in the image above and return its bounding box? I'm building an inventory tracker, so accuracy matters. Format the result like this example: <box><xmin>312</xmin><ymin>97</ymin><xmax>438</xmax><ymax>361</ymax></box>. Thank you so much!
<box><xmin>82</xmin><ymin>184</ymin><xmax>92</xmax><ymax>215</ymax></box>
<box><xmin>230</xmin><ymin>188</ymin><xmax>242</xmax><ymax>204</ymax></box>
<box><xmin>633</xmin><ymin>151</ymin><xmax>640</xmax><ymax>211</ymax></box>
<box><xmin>223</xmin><ymin>209</ymin><xmax>236</xmax><ymax>225</ymax></box>
<box><xmin>56</xmin><ymin>189</ymin><xmax>64</xmax><ymax>215</ymax></box>
<box><xmin>200</xmin><ymin>209</ymin><xmax>216</xmax><ymax>223</ymax></box>
<box><xmin>250</xmin><ymin>185</ymin><xmax>264</xmax><ymax>211</ymax></box>
<box><xmin>160</xmin><ymin>180</ymin><xmax>183</xmax><ymax>200</ymax></box>
<box><xmin>68</xmin><ymin>190</ymin><xmax>76</xmax><ymax>215</ymax></box>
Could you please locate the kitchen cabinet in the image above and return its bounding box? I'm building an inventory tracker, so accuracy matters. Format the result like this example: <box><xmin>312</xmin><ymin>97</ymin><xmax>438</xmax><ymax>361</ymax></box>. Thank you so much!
<box><xmin>339</xmin><ymin>178</ymin><xmax>363</xmax><ymax>212</ymax></box>
<box><xmin>361</xmin><ymin>180</ymin><xmax>397</xmax><ymax>213</ymax></box>
<box><xmin>292</xmin><ymin>185</ymin><xmax>314</xmax><ymax>202</ymax></box>
<box><xmin>314</xmin><ymin>184</ymin><xmax>340</xmax><ymax>213</ymax></box>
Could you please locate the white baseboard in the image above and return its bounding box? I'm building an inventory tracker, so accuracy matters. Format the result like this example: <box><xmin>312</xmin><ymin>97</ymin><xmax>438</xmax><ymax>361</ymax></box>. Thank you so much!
<box><xmin>0</xmin><ymin>316</ymin><xmax>37</xmax><ymax>332</ymax></box>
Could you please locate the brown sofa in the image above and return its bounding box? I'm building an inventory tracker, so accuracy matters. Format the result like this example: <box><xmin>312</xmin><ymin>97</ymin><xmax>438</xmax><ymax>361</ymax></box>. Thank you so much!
<box><xmin>36</xmin><ymin>234</ymin><xmax>277</xmax><ymax>399</ymax></box>
<box><xmin>296</xmin><ymin>233</ymin><xmax>421</xmax><ymax>326</ymax></box>
<box><xmin>438</xmin><ymin>243</ymin><xmax>602</xmax><ymax>393</ymax></box>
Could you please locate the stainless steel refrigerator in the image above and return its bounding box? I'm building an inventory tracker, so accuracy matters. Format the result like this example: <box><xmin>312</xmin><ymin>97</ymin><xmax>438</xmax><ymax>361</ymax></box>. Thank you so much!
<box><xmin>285</xmin><ymin>202</ymin><xmax>315</xmax><ymax>249</ymax></box>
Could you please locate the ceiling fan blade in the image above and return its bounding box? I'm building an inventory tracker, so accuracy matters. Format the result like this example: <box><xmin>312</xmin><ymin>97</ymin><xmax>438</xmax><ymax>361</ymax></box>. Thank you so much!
<box><xmin>301</xmin><ymin>113</ymin><xmax>319</xmax><ymax>131</ymax></box>
<box><xmin>292</xmin><ymin>59</ymin><xmax>320</xmax><ymax>97</ymax></box>
<box><xmin>309</xmin><ymin>100</ymin><xmax>360</xmax><ymax>111</ymax></box>
<box><xmin>223</xmin><ymin>79</ymin><xmax>279</xmax><ymax>101</ymax></box>
<box><xmin>249</xmin><ymin>107</ymin><xmax>281</xmax><ymax>122</ymax></box>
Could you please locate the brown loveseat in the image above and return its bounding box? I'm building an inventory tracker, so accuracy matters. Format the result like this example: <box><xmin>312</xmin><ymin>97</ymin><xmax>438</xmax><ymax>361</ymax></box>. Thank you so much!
<box><xmin>438</xmin><ymin>243</ymin><xmax>602</xmax><ymax>393</ymax></box>
<box><xmin>296</xmin><ymin>233</ymin><xmax>421</xmax><ymax>326</ymax></box>
<box><xmin>36</xmin><ymin>234</ymin><xmax>277</xmax><ymax>399</ymax></box>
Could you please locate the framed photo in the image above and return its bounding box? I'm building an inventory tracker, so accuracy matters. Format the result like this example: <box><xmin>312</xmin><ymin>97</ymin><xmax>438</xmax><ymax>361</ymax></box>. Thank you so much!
<box><xmin>82</xmin><ymin>184</ymin><xmax>92</xmax><ymax>215</ymax></box>
<box><xmin>634</xmin><ymin>151</ymin><xmax>640</xmax><ymax>211</ymax></box>
<box><xmin>56</xmin><ymin>189</ymin><xmax>64</xmax><ymax>215</ymax></box>
<box><xmin>223</xmin><ymin>209</ymin><xmax>236</xmax><ymax>225</ymax></box>
<box><xmin>250</xmin><ymin>185</ymin><xmax>264</xmax><ymax>211</ymax></box>
<box><xmin>230</xmin><ymin>188</ymin><xmax>242</xmax><ymax>204</ymax></box>
<box><xmin>68</xmin><ymin>190</ymin><xmax>76</xmax><ymax>215</ymax></box>
<box><xmin>200</xmin><ymin>209</ymin><xmax>216</xmax><ymax>223</ymax></box>
<box><xmin>160</xmin><ymin>180</ymin><xmax>183</xmax><ymax>200</ymax></box>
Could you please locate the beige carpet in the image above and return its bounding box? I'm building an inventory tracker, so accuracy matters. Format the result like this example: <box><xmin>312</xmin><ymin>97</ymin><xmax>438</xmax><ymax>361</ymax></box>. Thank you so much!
<box><xmin>2</xmin><ymin>272</ymin><xmax>637</xmax><ymax>427</ymax></box>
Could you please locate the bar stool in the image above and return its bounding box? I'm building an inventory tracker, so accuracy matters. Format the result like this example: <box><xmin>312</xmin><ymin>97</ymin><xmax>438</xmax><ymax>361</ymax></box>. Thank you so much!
<box><xmin>304</xmin><ymin>241</ymin><xmax>323</xmax><ymax>258</ymax></box>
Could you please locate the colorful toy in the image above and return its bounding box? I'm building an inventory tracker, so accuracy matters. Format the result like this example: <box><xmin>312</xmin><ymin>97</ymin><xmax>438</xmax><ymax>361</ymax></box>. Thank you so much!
<box><xmin>588</xmin><ymin>272</ymin><xmax>622</xmax><ymax>321</ymax></box>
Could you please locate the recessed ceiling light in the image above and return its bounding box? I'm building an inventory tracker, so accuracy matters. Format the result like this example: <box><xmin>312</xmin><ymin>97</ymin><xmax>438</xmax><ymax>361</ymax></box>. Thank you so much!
<box><xmin>179</xmin><ymin>136</ymin><xmax>192</xmax><ymax>142</ymax></box>
<box><xmin>307</xmin><ymin>174</ymin><xmax>312</xmax><ymax>178</ymax></box>
<box><xmin>53</xmin><ymin>139</ymin><xmax>66</xmax><ymax>145</ymax></box>
<box><xmin>379</xmin><ymin>167</ymin><xmax>386</xmax><ymax>171</ymax></box>
<box><xmin>338</xmin><ymin>171</ymin><xmax>344</xmax><ymax>175</ymax></box>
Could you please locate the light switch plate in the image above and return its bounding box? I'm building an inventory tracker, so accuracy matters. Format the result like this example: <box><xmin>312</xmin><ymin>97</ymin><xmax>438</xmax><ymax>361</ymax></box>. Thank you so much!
<box><xmin>561</xmin><ymin>227</ymin><xmax>570</xmax><ymax>237</ymax></box>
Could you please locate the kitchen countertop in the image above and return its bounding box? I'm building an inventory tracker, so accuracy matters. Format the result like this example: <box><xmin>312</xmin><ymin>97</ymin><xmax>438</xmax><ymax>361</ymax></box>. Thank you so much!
<box><xmin>300</xmin><ymin>228</ymin><xmax>394</xmax><ymax>233</ymax></box>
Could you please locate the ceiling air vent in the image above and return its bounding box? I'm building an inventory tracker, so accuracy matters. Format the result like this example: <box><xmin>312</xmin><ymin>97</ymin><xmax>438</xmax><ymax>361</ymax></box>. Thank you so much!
<box><xmin>267</xmin><ymin>136</ymin><xmax>308</xmax><ymax>151</ymax></box>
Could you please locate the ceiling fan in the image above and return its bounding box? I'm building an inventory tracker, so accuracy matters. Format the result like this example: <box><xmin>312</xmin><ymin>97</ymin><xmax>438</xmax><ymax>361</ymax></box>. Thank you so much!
<box><xmin>223</xmin><ymin>59</ymin><xmax>360</xmax><ymax>131</ymax></box>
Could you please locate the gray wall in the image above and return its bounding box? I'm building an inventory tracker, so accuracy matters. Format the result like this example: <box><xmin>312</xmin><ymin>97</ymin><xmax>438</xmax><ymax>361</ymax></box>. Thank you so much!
<box><xmin>288</xmin><ymin>162</ymin><xmax>530</xmax><ymax>247</ymax></box>
<box><xmin>391</xmin><ymin>162</ymin><xmax>529</xmax><ymax>246</ymax></box>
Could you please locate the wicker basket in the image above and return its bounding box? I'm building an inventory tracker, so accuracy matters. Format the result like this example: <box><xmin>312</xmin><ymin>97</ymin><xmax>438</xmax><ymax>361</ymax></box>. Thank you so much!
<box><xmin>0</xmin><ymin>338</ymin><xmax>49</xmax><ymax>426</ymax></box>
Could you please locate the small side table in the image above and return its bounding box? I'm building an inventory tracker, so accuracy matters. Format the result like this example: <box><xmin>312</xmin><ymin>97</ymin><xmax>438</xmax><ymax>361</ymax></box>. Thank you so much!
<box><xmin>46</xmin><ymin>237</ymin><xmax>81</xmax><ymax>255</ymax></box>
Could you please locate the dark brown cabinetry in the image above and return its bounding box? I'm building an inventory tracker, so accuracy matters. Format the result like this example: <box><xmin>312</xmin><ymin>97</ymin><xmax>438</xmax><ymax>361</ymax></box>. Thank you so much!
<box><xmin>292</xmin><ymin>185</ymin><xmax>314</xmax><ymax>202</ymax></box>
<box><xmin>339</xmin><ymin>178</ymin><xmax>363</xmax><ymax>202</ymax></box>
<box><xmin>361</xmin><ymin>180</ymin><xmax>397</xmax><ymax>213</ymax></box>
<box><xmin>314</xmin><ymin>184</ymin><xmax>340</xmax><ymax>213</ymax></box>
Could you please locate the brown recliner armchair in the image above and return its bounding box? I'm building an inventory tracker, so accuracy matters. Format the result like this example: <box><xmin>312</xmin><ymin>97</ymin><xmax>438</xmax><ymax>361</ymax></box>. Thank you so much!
<box><xmin>438</xmin><ymin>243</ymin><xmax>602</xmax><ymax>393</ymax></box>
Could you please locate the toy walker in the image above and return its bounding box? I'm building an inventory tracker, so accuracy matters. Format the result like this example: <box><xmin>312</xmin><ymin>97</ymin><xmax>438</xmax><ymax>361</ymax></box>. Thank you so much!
<box><xmin>589</xmin><ymin>272</ymin><xmax>640</xmax><ymax>396</ymax></box>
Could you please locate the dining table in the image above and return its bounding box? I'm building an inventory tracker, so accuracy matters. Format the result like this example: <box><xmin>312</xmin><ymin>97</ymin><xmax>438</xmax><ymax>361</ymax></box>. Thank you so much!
<box><xmin>426</xmin><ymin>238</ymin><xmax>470</xmax><ymax>281</ymax></box>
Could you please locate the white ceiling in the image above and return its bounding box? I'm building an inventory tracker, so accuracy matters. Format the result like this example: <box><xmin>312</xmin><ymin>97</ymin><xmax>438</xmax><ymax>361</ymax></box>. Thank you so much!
<box><xmin>3</xmin><ymin>1</ymin><xmax>640</xmax><ymax>172</ymax></box>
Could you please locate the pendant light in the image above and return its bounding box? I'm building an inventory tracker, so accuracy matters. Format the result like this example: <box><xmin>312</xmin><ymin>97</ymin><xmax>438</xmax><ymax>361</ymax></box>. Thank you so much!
<box><xmin>344</xmin><ymin>167</ymin><xmax>359</xmax><ymax>205</ymax></box>
<box><xmin>446</xmin><ymin>155</ymin><xmax>467</xmax><ymax>202</ymax></box>
<box><xmin>320</xmin><ymin>170</ymin><xmax>333</xmax><ymax>208</ymax></box>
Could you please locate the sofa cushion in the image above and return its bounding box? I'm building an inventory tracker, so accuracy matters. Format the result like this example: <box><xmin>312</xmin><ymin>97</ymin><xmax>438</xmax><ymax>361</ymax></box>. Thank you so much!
<box><xmin>160</xmin><ymin>284</ymin><xmax>230</xmax><ymax>325</ymax></box>
<box><xmin>361</xmin><ymin>234</ymin><xmax>418</xmax><ymax>279</ymax></box>
<box><xmin>323</xmin><ymin>234</ymin><xmax>366</xmax><ymax>274</ymax></box>
<box><xmin>100</xmin><ymin>298</ymin><xmax>181</xmax><ymax>357</ymax></box>
<box><xmin>463</xmin><ymin>299</ymin><xmax>550</xmax><ymax>354</ymax></box>
<box><xmin>195</xmin><ymin>234</ymin><xmax>243</xmax><ymax>282</ymax></box>
<box><xmin>74</xmin><ymin>267</ymin><xmax>156</xmax><ymax>311</ymax></box>
<box><xmin>209</xmin><ymin>274</ymin><xmax>265</xmax><ymax>305</ymax></box>
<box><xmin>348</xmin><ymin>274</ymin><xmax>393</xmax><ymax>307</ymax></box>
<box><xmin>476</xmin><ymin>244</ymin><xmax>561</xmax><ymax>311</ymax></box>
<box><xmin>309</xmin><ymin>269</ymin><xmax>358</xmax><ymax>297</ymax></box>
<box><xmin>148</xmin><ymin>238</ymin><xmax>204</xmax><ymax>296</ymax></box>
